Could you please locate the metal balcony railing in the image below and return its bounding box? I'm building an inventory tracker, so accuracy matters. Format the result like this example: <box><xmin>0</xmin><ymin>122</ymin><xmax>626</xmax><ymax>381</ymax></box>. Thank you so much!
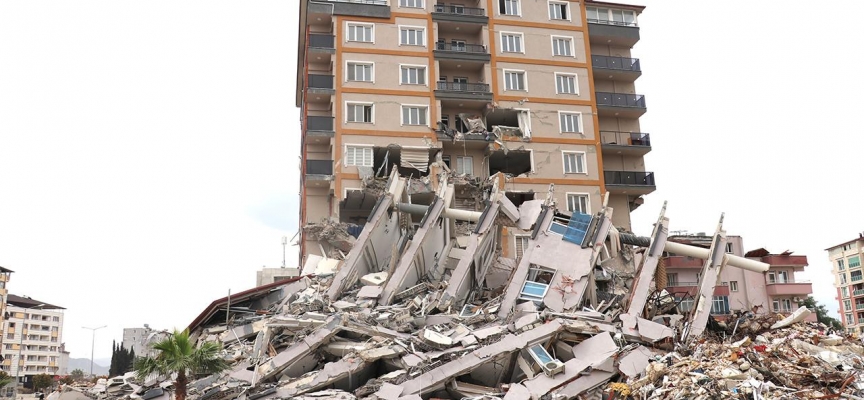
<box><xmin>766</xmin><ymin>279</ymin><xmax>811</xmax><ymax>284</ymax></box>
<box><xmin>854</xmin><ymin>275</ymin><xmax>864</xmax><ymax>282</ymax></box>
<box><xmin>592</xmin><ymin>55</ymin><xmax>640</xmax><ymax>72</ymax></box>
<box><xmin>854</xmin><ymin>289</ymin><xmax>864</xmax><ymax>297</ymax></box>
<box><xmin>604</xmin><ymin>171</ymin><xmax>655</xmax><ymax>186</ymax></box>
<box><xmin>587</xmin><ymin>17</ymin><xmax>637</xmax><ymax>27</ymax></box>
<box><xmin>326</xmin><ymin>0</ymin><xmax>388</xmax><ymax>5</ymax></box>
<box><xmin>600</xmin><ymin>131</ymin><xmax>650</xmax><ymax>147</ymax></box>
<box><xmin>436</xmin><ymin>82</ymin><xmax>490</xmax><ymax>92</ymax></box>
<box><xmin>856</xmin><ymin>303</ymin><xmax>864</xmax><ymax>310</ymax></box>
<box><xmin>308</xmin><ymin>74</ymin><xmax>334</xmax><ymax>90</ymax></box>
<box><xmin>307</xmin><ymin>116</ymin><xmax>334</xmax><ymax>131</ymax></box>
<box><xmin>434</xmin><ymin>4</ymin><xmax>486</xmax><ymax>16</ymax></box>
<box><xmin>596</xmin><ymin>92</ymin><xmax>646</xmax><ymax>108</ymax></box>
<box><xmin>309</xmin><ymin>34</ymin><xmax>335</xmax><ymax>49</ymax></box>
<box><xmin>306</xmin><ymin>160</ymin><xmax>334</xmax><ymax>175</ymax></box>
<box><xmin>435</xmin><ymin>41</ymin><xmax>487</xmax><ymax>53</ymax></box>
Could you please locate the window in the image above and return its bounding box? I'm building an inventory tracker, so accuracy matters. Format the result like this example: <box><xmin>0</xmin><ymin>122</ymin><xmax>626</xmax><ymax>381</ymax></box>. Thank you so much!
<box><xmin>345</xmin><ymin>146</ymin><xmax>374</xmax><ymax>167</ymax></box>
<box><xmin>710</xmin><ymin>296</ymin><xmax>729</xmax><ymax>315</ymax></box>
<box><xmin>347</xmin><ymin>62</ymin><xmax>373</xmax><ymax>82</ymax></box>
<box><xmin>666</xmin><ymin>273</ymin><xmax>678</xmax><ymax>286</ymax></box>
<box><xmin>401</xmin><ymin>105</ymin><xmax>428</xmax><ymax>125</ymax></box>
<box><xmin>726</xmin><ymin>243</ymin><xmax>734</xmax><ymax>253</ymax></box>
<box><xmin>842</xmin><ymin>273</ymin><xmax>849</xmax><ymax>284</ymax></box>
<box><xmin>562</xmin><ymin>151</ymin><xmax>586</xmax><ymax>174</ymax></box>
<box><xmin>586</xmin><ymin>6</ymin><xmax>637</xmax><ymax>26</ymax></box>
<box><xmin>504</xmin><ymin>70</ymin><xmax>526</xmax><ymax>91</ymax></box>
<box><xmin>5</xmin><ymin>334</ymin><xmax>11</xmax><ymax>340</ymax></box>
<box><xmin>845</xmin><ymin>299</ymin><xmax>852</xmax><ymax>311</ymax></box>
<box><xmin>514</xmin><ymin>235</ymin><xmax>529</xmax><ymax>259</ymax></box>
<box><xmin>839</xmin><ymin>259</ymin><xmax>846</xmax><ymax>271</ymax></box>
<box><xmin>8</xmin><ymin>323</ymin><xmax>14</xmax><ymax>328</ymax></box>
<box><xmin>519</xmin><ymin>266</ymin><xmax>555</xmax><ymax>302</ymax></box>
<box><xmin>527</xmin><ymin>344</ymin><xmax>557</xmax><ymax>366</ymax></box>
<box><xmin>455</xmin><ymin>156</ymin><xmax>473</xmax><ymax>175</ymax></box>
<box><xmin>729</xmin><ymin>281</ymin><xmax>738</xmax><ymax>292</ymax></box>
<box><xmin>500</xmin><ymin>33</ymin><xmax>523</xmax><ymax>53</ymax></box>
<box><xmin>555</xmin><ymin>73</ymin><xmax>577</xmax><ymax>94</ymax></box>
<box><xmin>566</xmin><ymin>193</ymin><xmax>589</xmax><ymax>214</ymax></box>
<box><xmin>499</xmin><ymin>0</ymin><xmax>520</xmax><ymax>15</ymax></box>
<box><xmin>847</xmin><ymin>313</ymin><xmax>855</xmax><ymax>325</ymax></box>
<box><xmin>52</xmin><ymin>317</ymin><xmax>58</xmax><ymax>322</ymax></box>
<box><xmin>347</xmin><ymin>23</ymin><xmax>373</xmax><ymax>43</ymax></box>
<box><xmin>559</xmin><ymin>112</ymin><xmax>581</xmax><ymax>133</ymax></box>
<box><xmin>548</xmin><ymin>1</ymin><xmax>568</xmax><ymax>20</ymax></box>
<box><xmin>399</xmin><ymin>0</ymin><xmax>423</xmax><ymax>8</ymax></box>
<box><xmin>400</xmin><ymin>65</ymin><xmax>427</xmax><ymax>85</ymax></box>
<box><xmin>843</xmin><ymin>287</ymin><xmax>850</xmax><ymax>298</ymax></box>
<box><xmin>400</xmin><ymin>26</ymin><xmax>425</xmax><ymax>46</ymax></box>
<box><xmin>678</xmin><ymin>298</ymin><xmax>694</xmax><ymax>312</ymax></box>
<box><xmin>850</xmin><ymin>256</ymin><xmax>861</xmax><ymax>268</ymax></box>
<box><xmin>551</xmin><ymin>37</ymin><xmax>573</xmax><ymax>57</ymax></box>
<box><xmin>346</xmin><ymin>103</ymin><xmax>373</xmax><ymax>123</ymax></box>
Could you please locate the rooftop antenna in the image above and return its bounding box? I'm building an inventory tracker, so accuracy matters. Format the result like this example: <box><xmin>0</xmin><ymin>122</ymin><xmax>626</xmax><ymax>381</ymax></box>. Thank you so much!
<box><xmin>281</xmin><ymin>236</ymin><xmax>288</xmax><ymax>268</ymax></box>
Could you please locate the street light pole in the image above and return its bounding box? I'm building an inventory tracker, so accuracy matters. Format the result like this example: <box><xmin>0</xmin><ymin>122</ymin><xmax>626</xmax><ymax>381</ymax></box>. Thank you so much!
<box><xmin>82</xmin><ymin>326</ymin><xmax>106</xmax><ymax>377</ymax></box>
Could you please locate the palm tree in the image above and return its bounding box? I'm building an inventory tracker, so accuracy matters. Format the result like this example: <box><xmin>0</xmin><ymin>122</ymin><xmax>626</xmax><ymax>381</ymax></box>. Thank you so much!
<box><xmin>134</xmin><ymin>329</ymin><xmax>228</xmax><ymax>400</ymax></box>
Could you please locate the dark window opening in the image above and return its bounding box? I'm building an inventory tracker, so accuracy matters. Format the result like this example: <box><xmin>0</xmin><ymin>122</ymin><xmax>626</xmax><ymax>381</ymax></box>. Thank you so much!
<box><xmin>505</xmin><ymin>191</ymin><xmax>535</xmax><ymax>207</ymax></box>
<box><xmin>373</xmin><ymin>146</ymin><xmax>436</xmax><ymax>178</ymax></box>
<box><xmin>489</xmin><ymin>150</ymin><xmax>532</xmax><ymax>176</ymax></box>
<box><xmin>340</xmin><ymin>189</ymin><xmax>378</xmax><ymax>225</ymax></box>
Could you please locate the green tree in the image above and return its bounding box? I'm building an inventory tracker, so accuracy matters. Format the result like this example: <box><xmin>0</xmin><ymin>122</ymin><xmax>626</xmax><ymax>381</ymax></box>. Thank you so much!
<box><xmin>799</xmin><ymin>296</ymin><xmax>843</xmax><ymax>331</ymax></box>
<box><xmin>32</xmin><ymin>374</ymin><xmax>52</xmax><ymax>392</ymax></box>
<box><xmin>59</xmin><ymin>376</ymin><xmax>73</xmax><ymax>385</ymax></box>
<box><xmin>69</xmin><ymin>369</ymin><xmax>84</xmax><ymax>382</ymax></box>
<box><xmin>0</xmin><ymin>371</ymin><xmax>12</xmax><ymax>388</ymax></box>
<box><xmin>134</xmin><ymin>330</ymin><xmax>228</xmax><ymax>400</ymax></box>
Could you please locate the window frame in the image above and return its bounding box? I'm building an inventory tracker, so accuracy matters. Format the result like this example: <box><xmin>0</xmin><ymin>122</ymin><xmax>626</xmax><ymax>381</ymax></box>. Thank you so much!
<box><xmin>455</xmin><ymin>155</ymin><xmax>474</xmax><ymax>175</ymax></box>
<box><xmin>547</xmin><ymin>0</ymin><xmax>570</xmax><ymax>21</ymax></box>
<box><xmin>519</xmin><ymin>265</ymin><xmax>555</xmax><ymax>302</ymax></box>
<box><xmin>565</xmin><ymin>192</ymin><xmax>590</xmax><ymax>214</ymax></box>
<box><xmin>557</xmin><ymin>111</ymin><xmax>583</xmax><ymax>134</ymax></box>
<box><xmin>554</xmin><ymin>72</ymin><xmax>579</xmax><ymax>95</ymax></box>
<box><xmin>345</xmin><ymin>101</ymin><xmax>375</xmax><ymax>124</ymax></box>
<box><xmin>345</xmin><ymin>22</ymin><xmax>375</xmax><ymax>43</ymax></box>
<box><xmin>499</xmin><ymin>0</ymin><xmax>521</xmax><ymax>17</ymax></box>
<box><xmin>499</xmin><ymin>31</ymin><xmax>525</xmax><ymax>54</ymax></box>
<box><xmin>400</xmin><ymin>104</ymin><xmax>430</xmax><ymax>126</ymax></box>
<box><xmin>514</xmin><ymin>234</ymin><xmax>530</xmax><ymax>259</ymax></box>
<box><xmin>343</xmin><ymin>144</ymin><xmax>375</xmax><ymax>168</ymax></box>
<box><xmin>399</xmin><ymin>0</ymin><xmax>424</xmax><ymax>9</ymax></box>
<box><xmin>503</xmin><ymin>68</ymin><xmax>527</xmax><ymax>91</ymax></box>
<box><xmin>399</xmin><ymin>64</ymin><xmax>428</xmax><ymax>86</ymax></box>
<box><xmin>345</xmin><ymin>61</ymin><xmax>375</xmax><ymax>83</ymax></box>
<box><xmin>561</xmin><ymin>150</ymin><xmax>587</xmax><ymax>174</ymax></box>
<box><xmin>550</xmin><ymin>35</ymin><xmax>575</xmax><ymax>57</ymax></box>
<box><xmin>729</xmin><ymin>281</ymin><xmax>739</xmax><ymax>292</ymax></box>
<box><xmin>398</xmin><ymin>25</ymin><xmax>427</xmax><ymax>47</ymax></box>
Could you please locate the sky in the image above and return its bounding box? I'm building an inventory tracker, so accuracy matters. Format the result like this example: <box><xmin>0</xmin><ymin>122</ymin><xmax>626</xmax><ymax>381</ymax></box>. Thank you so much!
<box><xmin>0</xmin><ymin>0</ymin><xmax>861</xmax><ymax>360</ymax></box>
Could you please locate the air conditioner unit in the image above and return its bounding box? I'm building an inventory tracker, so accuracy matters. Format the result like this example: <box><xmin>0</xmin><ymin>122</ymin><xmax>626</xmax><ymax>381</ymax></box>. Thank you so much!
<box><xmin>541</xmin><ymin>360</ymin><xmax>565</xmax><ymax>377</ymax></box>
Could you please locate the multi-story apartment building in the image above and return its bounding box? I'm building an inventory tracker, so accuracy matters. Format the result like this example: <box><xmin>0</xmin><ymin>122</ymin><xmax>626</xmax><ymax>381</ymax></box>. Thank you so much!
<box><xmin>0</xmin><ymin>267</ymin><xmax>13</xmax><ymax>354</ymax></box>
<box><xmin>122</xmin><ymin>325</ymin><xmax>169</xmax><ymax>358</ymax></box>
<box><xmin>0</xmin><ymin>295</ymin><xmax>64</xmax><ymax>390</ymax></box>
<box><xmin>662</xmin><ymin>234</ymin><xmax>814</xmax><ymax>320</ymax></box>
<box><xmin>827</xmin><ymin>233</ymin><xmax>864</xmax><ymax>333</ymax></box>
<box><xmin>295</xmin><ymin>0</ymin><xmax>655</xmax><ymax>261</ymax></box>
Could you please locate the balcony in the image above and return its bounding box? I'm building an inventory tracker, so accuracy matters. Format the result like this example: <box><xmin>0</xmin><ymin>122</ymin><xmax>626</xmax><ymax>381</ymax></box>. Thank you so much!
<box><xmin>591</xmin><ymin>55</ymin><xmax>641</xmax><ymax>81</ymax></box>
<box><xmin>305</xmin><ymin>160</ymin><xmax>334</xmax><ymax>187</ymax></box>
<box><xmin>595</xmin><ymin>92</ymin><xmax>646</xmax><ymax>118</ymax></box>
<box><xmin>307</xmin><ymin>74</ymin><xmax>335</xmax><ymax>102</ymax></box>
<box><xmin>854</xmin><ymin>289</ymin><xmax>864</xmax><ymax>297</ymax></box>
<box><xmin>761</xmin><ymin>255</ymin><xmax>808</xmax><ymax>269</ymax></box>
<box><xmin>664</xmin><ymin>256</ymin><xmax>703</xmax><ymax>269</ymax></box>
<box><xmin>308</xmin><ymin>34</ymin><xmax>336</xmax><ymax>63</ymax></box>
<box><xmin>434</xmin><ymin>82</ymin><xmax>492</xmax><ymax>101</ymax></box>
<box><xmin>308</xmin><ymin>0</ymin><xmax>391</xmax><ymax>19</ymax></box>
<box><xmin>434</xmin><ymin>41</ymin><xmax>490</xmax><ymax>63</ymax></box>
<box><xmin>665</xmin><ymin>282</ymin><xmax>729</xmax><ymax>297</ymax></box>
<box><xmin>765</xmin><ymin>281</ymin><xmax>813</xmax><ymax>296</ymax></box>
<box><xmin>855</xmin><ymin>274</ymin><xmax>864</xmax><ymax>283</ymax></box>
<box><xmin>857</xmin><ymin>303</ymin><xmax>864</xmax><ymax>311</ymax></box>
<box><xmin>432</xmin><ymin>4</ymin><xmax>488</xmax><ymax>24</ymax></box>
<box><xmin>600</xmin><ymin>131</ymin><xmax>651</xmax><ymax>156</ymax></box>
<box><xmin>587</xmin><ymin>17</ymin><xmax>639</xmax><ymax>48</ymax></box>
<box><xmin>604</xmin><ymin>171</ymin><xmax>656</xmax><ymax>195</ymax></box>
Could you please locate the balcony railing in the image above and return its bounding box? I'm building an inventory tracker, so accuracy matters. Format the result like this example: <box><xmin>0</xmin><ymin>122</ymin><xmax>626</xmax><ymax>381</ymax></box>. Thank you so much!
<box><xmin>667</xmin><ymin>282</ymin><xmax>699</xmax><ymax>287</ymax></box>
<box><xmin>596</xmin><ymin>92</ymin><xmax>646</xmax><ymax>108</ymax></box>
<box><xmin>327</xmin><ymin>0</ymin><xmax>388</xmax><ymax>5</ymax></box>
<box><xmin>307</xmin><ymin>116</ymin><xmax>334</xmax><ymax>132</ymax></box>
<box><xmin>665</xmin><ymin>256</ymin><xmax>702</xmax><ymax>268</ymax></box>
<box><xmin>773</xmin><ymin>306</ymin><xmax>796</xmax><ymax>313</ymax></box>
<box><xmin>434</xmin><ymin>4</ymin><xmax>486</xmax><ymax>16</ymax></box>
<box><xmin>854</xmin><ymin>289</ymin><xmax>864</xmax><ymax>297</ymax></box>
<box><xmin>308</xmin><ymin>74</ymin><xmax>334</xmax><ymax>90</ymax></box>
<box><xmin>436</xmin><ymin>82</ymin><xmax>490</xmax><ymax>92</ymax></box>
<box><xmin>309</xmin><ymin>34</ymin><xmax>335</xmax><ymax>49</ymax></box>
<box><xmin>604</xmin><ymin>171</ymin><xmax>655</xmax><ymax>186</ymax></box>
<box><xmin>856</xmin><ymin>303</ymin><xmax>864</xmax><ymax>311</ymax></box>
<box><xmin>600</xmin><ymin>131</ymin><xmax>650</xmax><ymax>147</ymax></box>
<box><xmin>306</xmin><ymin>160</ymin><xmax>334</xmax><ymax>175</ymax></box>
<box><xmin>587</xmin><ymin>17</ymin><xmax>637</xmax><ymax>27</ymax></box>
<box><xmin>766</xmin><ymin>279</ymin><xmax>810</xmax><ymax>284</ymax></box>
<box><xmin>435</xmin><ymin>42</ymin><xmax>487</xmax><ymax>54</ymax></box>
<box><xmin>592</xmin><ymin>55</ymin><xmax>640</xmax><ymax>72</ymax></box>
<box><xmin>854</xmin><ymin>275</ymin><xmax>864</xmax><ymax>282</ymax></box>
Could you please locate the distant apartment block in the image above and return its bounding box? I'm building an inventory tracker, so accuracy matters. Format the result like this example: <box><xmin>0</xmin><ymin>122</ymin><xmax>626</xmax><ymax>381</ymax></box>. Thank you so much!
<box><xmin>0</xmin><ymin>295</ymin><xmax>64</xmax><ymax>390</ymax></box>
<box><xmin>296</xmin><ymin>0</ymin><xmax>655</xmax><ymax>262</ymax></box>
<box><xmin>0</xmin><ymin>267</ymin><xmax>12</xmax><ymax>358</ymax></box>
<box><xmin>827</xmin><ymin>233</ymin><xmax>864</xmax><ymax>333</ymax></box>
<box><xmin>663</xmin><ymin>234</ymin><xmax>814</xmax><ymax>320</ymax></box>
<box><xmin>122</xmin><ymin>325</ymin><xmax>169</xmax><ymax>358</ymax></box>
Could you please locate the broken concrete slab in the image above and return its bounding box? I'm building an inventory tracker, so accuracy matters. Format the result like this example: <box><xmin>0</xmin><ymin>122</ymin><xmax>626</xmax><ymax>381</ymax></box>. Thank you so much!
<box><xmin>617</xmin><ymin>346</ymin><xmax>654</xmax><ymax>378</ymax></box>
<box><xmin>360</xmin><ymin>271</ymin><xmax>388</xmax><ymax>286</ymax></box>
<box><xmin>357</xmin><ymin>285</ymin><xmax>383</xmax><ymax>299</ymax></box>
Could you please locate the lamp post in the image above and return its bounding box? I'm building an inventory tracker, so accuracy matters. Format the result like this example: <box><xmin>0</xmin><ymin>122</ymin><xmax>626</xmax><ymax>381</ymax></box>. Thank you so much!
<box><xmin>82</xmin><ymin>326</ymin><xmax>106</xmax><ymax>377</ymax></box>
<box><xmin>13</xmin><ymin>303</ymin><xmax>44</xmax><ymax>395</ymax></box>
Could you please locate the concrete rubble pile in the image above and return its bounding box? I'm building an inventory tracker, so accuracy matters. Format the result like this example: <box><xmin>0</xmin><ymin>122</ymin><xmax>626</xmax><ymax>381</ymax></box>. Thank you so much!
<box><xmin>92</xmin><ymin>170</ymin><xmax>864</xmax><ymax>400</ymax></box>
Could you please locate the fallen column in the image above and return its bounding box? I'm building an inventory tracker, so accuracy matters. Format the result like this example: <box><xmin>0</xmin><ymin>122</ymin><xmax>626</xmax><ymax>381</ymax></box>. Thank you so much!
<box><xmin>681</xmin><ymin>215</ymin><xmax>728</xmax><ymax>345</ymax></box>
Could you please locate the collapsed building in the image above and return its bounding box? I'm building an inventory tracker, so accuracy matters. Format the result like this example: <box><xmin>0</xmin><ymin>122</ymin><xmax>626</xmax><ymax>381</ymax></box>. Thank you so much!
<box><xmin>73</xmin><ymin>169</ymin><xmax>864</xmax><ymax>400</ymax></box>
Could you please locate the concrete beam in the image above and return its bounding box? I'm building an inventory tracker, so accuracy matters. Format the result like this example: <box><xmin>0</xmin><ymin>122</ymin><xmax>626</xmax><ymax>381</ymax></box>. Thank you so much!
<box><xmin>681</xmin><ymin>215</ymin><xmax>728</xmax><ymax>345</ymax></box>
<box><xmin>624</xmin><ymin>203</ymin><xmax>669</xmax><ymax>316</ymax></box>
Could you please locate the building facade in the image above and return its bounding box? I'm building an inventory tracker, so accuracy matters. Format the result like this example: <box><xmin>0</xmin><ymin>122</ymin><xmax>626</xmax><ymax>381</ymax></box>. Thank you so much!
<box><xmin>663</xmin><ymin>234</ymin><xmax>814</xmax><ymax>319</ymax></box>
<box><xmin>295</xmin><ymin>0</ymin><xmax>654</xmax><ymax>262</ymax></box>
<box><xmin>827</xmin><ymin>233</ymin><xmax>864</xmax><ymax>333</ymax></box>
<box><xmin>0</xmin><ymin>295</ymin><xmax>64</xmax><ymax>389</ymax></box>
<box><xmin>122</xmin><ymin>325</ymin><xmax>169</xmax><ymax>358</ymax></box>
<box><xmin>0</xmin><ymin>267</ymin><xmax>13</xmax><ymax>356</ymax></box>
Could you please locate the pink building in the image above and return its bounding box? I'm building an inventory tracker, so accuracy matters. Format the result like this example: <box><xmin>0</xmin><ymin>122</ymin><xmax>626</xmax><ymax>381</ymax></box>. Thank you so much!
<box><xmin>662</xmin><ymin>234</ymin><xmax>814</xmax><ymax>320</ymax></box>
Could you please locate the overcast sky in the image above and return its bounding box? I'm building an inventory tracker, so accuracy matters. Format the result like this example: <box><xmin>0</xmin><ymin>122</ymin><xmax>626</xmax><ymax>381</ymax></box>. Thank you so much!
<box><xmin>0</xmin><ymin>1</ymin><xmax>860</xmax><ymax>360</ymax></box>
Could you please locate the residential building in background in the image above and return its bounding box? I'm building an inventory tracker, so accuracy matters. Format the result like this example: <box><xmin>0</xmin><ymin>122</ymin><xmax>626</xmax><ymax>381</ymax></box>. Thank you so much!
<box><xmin>122</xmin><ymin>325</ymin><xmax>169</xmax><ymax>358</ymax></box>
<box><xmin>0</xmin><ymin>295</ymin><xmax>64</xmax><ymax>390</ymax></box>
<box><xmin>827</xmin><ymin>233</ymin><xmax>864</xmax><ymax>333</ymax></box>
<box><xmin>662</xmin><ymin>234</ymin><xmax>814</xmax><ymax>320</ymax></box>
<box><xmin>295</xmin><ymin>0</ymin><xmax>655</xmax><ymax>263</ymax></box>
<box><xmin>0</xmin><ymin>267</ymin><xmax>13</xmax><ymax>357</ymax></box>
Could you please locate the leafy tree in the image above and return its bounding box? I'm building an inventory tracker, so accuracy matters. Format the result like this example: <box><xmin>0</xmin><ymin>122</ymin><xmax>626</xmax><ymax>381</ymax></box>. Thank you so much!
<box><xmin>70</xmin><ymin>369</ymin><xmax>84</xmax><ymax>382</ymax></box>
<box><xmin>134</xmin><ymin>330</ymin><xmax>227</xmax><ymax>400</ymax></box>
<box><xmin>32</xmin><ymin>374</ymin><xmax>52</xmax><ymax>392</ymax></box>
<box><xmin>799</xmin><ymin>296</ymin><xmax>843</xmax><ymax>331</ymax></box>
<box><xmin>0</xmin><ymin>371</ymin><xmax>12</xmax><ymax>388</ymax></box>
<box><xmin>59</xmin><ymin>376</ymin><xmax>73</xmax><ymax>385</ymax></box>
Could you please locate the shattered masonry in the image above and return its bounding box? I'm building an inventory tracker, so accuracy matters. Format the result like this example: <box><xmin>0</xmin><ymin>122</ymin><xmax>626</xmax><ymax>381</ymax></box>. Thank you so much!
<box><xmin>84</xmin><ymin>170</ymin><xmax>864</xmax><ymax>400</ymax></box>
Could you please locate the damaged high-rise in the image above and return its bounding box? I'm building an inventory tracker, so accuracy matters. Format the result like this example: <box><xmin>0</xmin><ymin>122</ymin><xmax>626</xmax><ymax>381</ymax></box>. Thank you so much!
<box><xmin>295</xmin><ymin>0</ymin><xmax>654</xmax><ymax>263</ymax></box>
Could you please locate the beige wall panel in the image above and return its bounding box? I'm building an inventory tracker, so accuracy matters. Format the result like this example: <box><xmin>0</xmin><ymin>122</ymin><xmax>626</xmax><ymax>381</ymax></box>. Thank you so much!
<box><xmin>341</xmin><ymin>18</ymin><xmax>429</xmax><ymax>52</ymax></box>
<box><xmin>494</xmin><ymin>25</ymin><xmax>586</xmax><ymax>63</ymax></box>
<box><xmin>341</xmin><ymin>53</ymin><xmax>429</xmax><ymax>90</ymax></box>
<box><xmin>493</xmin><ymin>0</ymin><xmax>584</xmax><ymax>28</ymax></box>
<box><xmin>496</xmin><ymin>62</ymin><xmax>590</xmax><ymax>100</ymax></box>
<box><xmin>341</xmin><ymin>93</ymin><xmax>432</xmax><ymax>132</ymax></box>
